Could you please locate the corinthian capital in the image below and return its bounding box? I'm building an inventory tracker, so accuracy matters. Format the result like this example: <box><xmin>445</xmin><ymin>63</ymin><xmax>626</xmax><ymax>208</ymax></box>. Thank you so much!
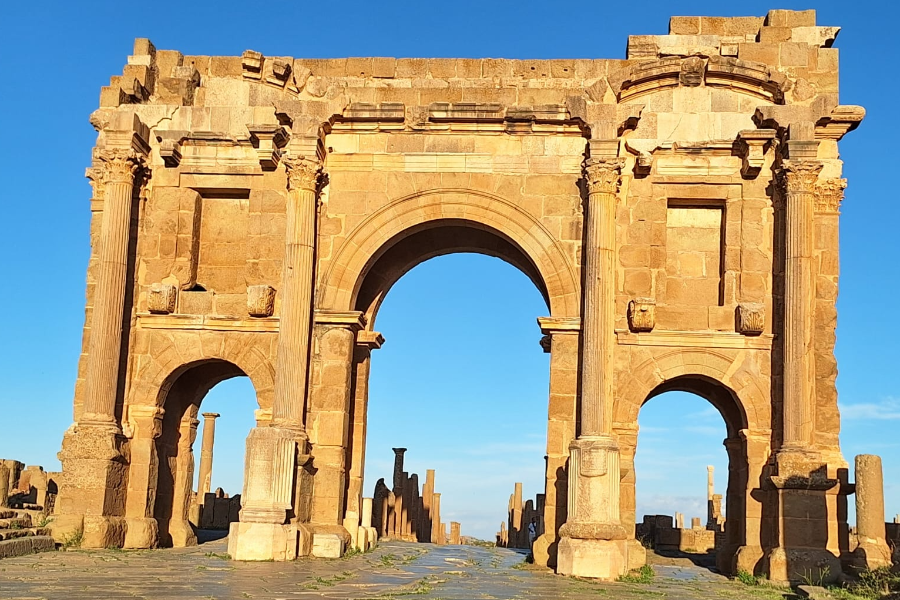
<box><xmin>815</xmin><ymin>178</ymin><xmax>847</xmax><ymax>214</ymax></box>
<box><xmin>97</xmin><ymin>148</ymin><xmax>146</xmax><ymax>184</ymax></box>
<box><xmin>283</xmin><ymin>156</ymin><xmax>322</xmax><ymax>192</ymax></box>
<box><xmin>777</xmin><ymin>160</ymin><xmax>823</xmax><ymax>195</ymax></box>
<box><xmin>583</xmin><ymin>158</ymin><xmax>625</xmax><ymax>196</ymax></box>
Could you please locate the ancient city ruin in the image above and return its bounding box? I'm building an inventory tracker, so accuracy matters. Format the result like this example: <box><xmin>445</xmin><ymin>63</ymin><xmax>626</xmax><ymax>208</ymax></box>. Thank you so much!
<box><xmin>5</xmin><ymin>6</ymin><xmax>892</xmax><ymax>586</ymax></box>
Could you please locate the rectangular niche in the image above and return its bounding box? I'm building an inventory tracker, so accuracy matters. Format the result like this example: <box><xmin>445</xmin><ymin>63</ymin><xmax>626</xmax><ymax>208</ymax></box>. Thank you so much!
<box><xmin>196</xmin><ymin>190</ymin><xmax>252</xmax><ymax>296</ymax></box>
<box><xmin>665</xmin><ymin>201</ymin><xmax>725</xmax><ymax>308</ymax></box>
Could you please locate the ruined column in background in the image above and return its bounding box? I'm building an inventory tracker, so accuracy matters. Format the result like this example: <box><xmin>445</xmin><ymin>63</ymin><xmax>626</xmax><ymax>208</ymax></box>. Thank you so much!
<box><xmin>0</xmin><ymin>464</ymin><xmax>8</xmax><ymax>508</ymax></box>
<box><xmin>197</xmin><ymin>413</ymin><xmax>220</xmax><ymax>502</ymax></box>
<box><xmin>431</xmin><ymin>492</ymin><xmax>442</xmax><ymax>545</ymax></box>
<box><xmin>450</xmin><ymin>522</ymin><xmax>461</xmax><ymax>545</ymax></box>
<box><xmin>852</xmin><ymin>455</ymin><xmax>892</xmax><ymax>569</ymax></box>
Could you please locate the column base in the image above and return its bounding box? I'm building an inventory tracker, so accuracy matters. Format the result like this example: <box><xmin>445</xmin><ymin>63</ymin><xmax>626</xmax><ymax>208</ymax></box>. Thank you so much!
<box><xmin>532</xmin><ymin>533</ymin><xmax>554</xmax><ymax>568</ymax></box>
<box><xmin>123</xmin><ymin>517</ymin><xmax>158</xmax><ymax>549</ymax></box>
<box><xmin>556</xmin><ymin>537</ymin><xmax>628</xmax><ymax>579</ymax></box>
<box><xmin>851</xmin><ymin>540</ymin><xmax>893</xmax><ymax>571</ymax></box>
<box><xmin>766</xmin><ymin>546</ymin><xmax>842</xmax><ymax>586</ymax></box>
<box><xmin>728</xmin><ymin>544</ymin><xmax>764</xmax><ymax>576</ymax></box>
<box><xmin>228</xmin><ymin>521</ymin><xmax>300</xmax><ymax>561</ymax></box>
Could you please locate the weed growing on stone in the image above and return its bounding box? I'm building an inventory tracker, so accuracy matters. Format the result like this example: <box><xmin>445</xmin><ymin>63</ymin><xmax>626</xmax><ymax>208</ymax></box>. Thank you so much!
<box><xmin>617</xmin><ymin>564</ymin><xmax>655</xmax><ymax>583</ymax></box>
<box><xmin>204</xmin><ymin>552</ymin><xmax>230</xmax><ymax>560</ymax></box>
<box><xmin>36</xmin><ymin>516</ymin><xmax>53</xmax><ymax>528</ymax></box>
<box><xmin>735</xmin><ymin>568</ymin><xmax>761</xmax><ymax>586</ymax></box>
<box><xmin>61</xmin><ymin>529</ymin><xmax>83</xmax><ymax>549</ymax></box>
<box><xmin>827</xmin><ymin>566</ymin><xmax>900</xmax><ymax>600</ymax></box>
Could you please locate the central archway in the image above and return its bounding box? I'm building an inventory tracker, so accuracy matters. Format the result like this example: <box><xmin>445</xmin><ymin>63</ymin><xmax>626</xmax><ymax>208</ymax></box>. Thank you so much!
<box><xmin>310</xmin><ymin>188</ymin><xmax>582</xmax><ymax>547</ymax></box>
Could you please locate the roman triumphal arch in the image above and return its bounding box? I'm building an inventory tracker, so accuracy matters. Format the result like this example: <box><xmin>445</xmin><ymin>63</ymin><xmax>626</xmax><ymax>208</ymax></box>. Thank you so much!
<box><xmin>54</xmin><ymin>9</ymin><xmax>864</xmax><ymax>582</ymax></box>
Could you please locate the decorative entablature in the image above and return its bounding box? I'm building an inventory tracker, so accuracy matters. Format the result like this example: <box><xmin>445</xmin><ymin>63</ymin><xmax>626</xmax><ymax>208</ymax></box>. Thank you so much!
<box><xmin>332</xmin><ymin>102</ymin><xmax>585</xmax><ymax>135</ymax></box>
<box><xmin>617</xmin><ymin>55</ymin><xmax>784</xmax><ymax>103</ymax></box>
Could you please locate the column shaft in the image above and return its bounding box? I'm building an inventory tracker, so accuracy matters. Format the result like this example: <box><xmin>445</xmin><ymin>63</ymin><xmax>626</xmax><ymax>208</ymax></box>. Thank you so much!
<box><xmin>580</xmin><ymin>158</ymin><xmax>624</xmax><ymax>435</ymax></box>
<box><xmin>82</xmin><ymin>150</ymin><xmax>143</xmax><ymax>425</ymax></box>
<box><xmin>272</xmin><ymin>157</ymin><xmax>320</xmax><ymax>430</ymax></box>
<box><xmin>197</xmin><ymin>413</ymin><xmax>220</xmax><ymax>500</ymax></box>
<box><xmin>779</xmin><ymin>161</ymin><xmax>822</xmax><ymax>449</ymax></box>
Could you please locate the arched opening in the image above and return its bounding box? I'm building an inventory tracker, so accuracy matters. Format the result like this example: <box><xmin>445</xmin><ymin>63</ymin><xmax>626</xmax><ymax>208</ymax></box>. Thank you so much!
<box><xmin>631</xmin><ymin>376</ymin><xmax>749</xmax><ymax>575</ymax></box>
<box><xmin>153</xmin><ymin>359</ymin><xmax>258</xmax><ymax>547</ymax></box>
<box><xmin>337</xmin><ymin>218</ymin><xmax>559</xmax><ymax>543</ymax></box>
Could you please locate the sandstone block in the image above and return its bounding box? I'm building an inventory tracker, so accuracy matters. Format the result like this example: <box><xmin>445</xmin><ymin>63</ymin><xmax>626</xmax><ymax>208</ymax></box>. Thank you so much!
<box><xmin>312</xmin><ymin>533</ymin><xmax>344</xmax><ymax>558</ymax></box>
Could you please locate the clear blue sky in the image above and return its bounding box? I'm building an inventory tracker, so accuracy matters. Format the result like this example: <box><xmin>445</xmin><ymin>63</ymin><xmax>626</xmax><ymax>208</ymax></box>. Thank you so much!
<box><xmin>1</xmin><ymin>0</ymin><xmax>897</xmax><ymax>540</ymax></box>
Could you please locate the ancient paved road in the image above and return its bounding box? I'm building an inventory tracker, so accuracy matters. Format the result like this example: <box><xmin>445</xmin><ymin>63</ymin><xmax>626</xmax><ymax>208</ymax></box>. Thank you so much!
<box><xmin>0</xmin><ymin>539</ymin><xmax>796</xmax><ymax>599</ymax></box>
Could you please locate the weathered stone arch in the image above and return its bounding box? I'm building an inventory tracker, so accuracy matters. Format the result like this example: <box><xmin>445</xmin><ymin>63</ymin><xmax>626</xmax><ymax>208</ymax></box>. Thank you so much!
<box><xmin>614</xmin><ymin>348</ymin><xmax>770</xmax><ymax>434</ymax></box>
<box><xmin>126</xmin><ymin>331</ymin><xmax>276</xmax><ymax>412</ymax></box>
<box><xmin>317</xmin><ymin>189</ymin><xmax>581</xmax><ymax>319</ymax></box>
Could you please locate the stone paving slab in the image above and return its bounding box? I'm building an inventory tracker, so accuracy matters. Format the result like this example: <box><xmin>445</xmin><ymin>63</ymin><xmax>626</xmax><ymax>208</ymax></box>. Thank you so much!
<box><xmin>0</xmin><ymin>539</ymin><xmax>800</xmax><ymax>599</ymax></box>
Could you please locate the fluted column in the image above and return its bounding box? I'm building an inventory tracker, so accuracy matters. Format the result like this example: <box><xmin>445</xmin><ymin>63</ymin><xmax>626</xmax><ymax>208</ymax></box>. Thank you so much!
<box><xmin>777</xmin><ymin>160</ymin><xmax>822</xmax><ymax>450</ymax></box>
<box><xmin>580</xmin><ymin>157</ymin><xmax>624</xmax><ymax>436</ymax></box>
<box><xmin>556</xmin><ymin>152</ymin><xmax>631</xmax><ymax>580</ymax></box>
<box><xmin>271</xmin><ymin>156</ymin><xmax>321</xmax><ymax>432</ymax></box>
<box><xmin>81</xmin><ymin>149</ymin><xmax>146</xmax><ymax>428</ymax></box>
<box><xmin>197</xmin><ymin>412</ymin><xmax>220</xmax><ymax>501</ymax></box>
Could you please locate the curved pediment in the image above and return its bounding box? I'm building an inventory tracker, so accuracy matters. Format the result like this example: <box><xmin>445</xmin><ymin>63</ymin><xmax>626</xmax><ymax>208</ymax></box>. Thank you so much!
<box><xmin>617</xmin><ymin>55</ymin><xmax>785</xmax><ymax>104</ymax></box>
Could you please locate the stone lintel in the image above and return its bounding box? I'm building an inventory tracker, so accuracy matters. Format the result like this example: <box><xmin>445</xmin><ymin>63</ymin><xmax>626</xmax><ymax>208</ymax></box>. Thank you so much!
<box><xmin>136</xmin><ymin>313</ymin><xmax>279</xmax><ymax>333</ymax></box>
<box><xmin>314</xmin><ymin>309</ymin><xmax>366</xmax><ymax>331</ymax></box>
<box><xmin>537</xmin><ymin>316</ymin><xmax>581</xmax><ymax>335</ymax></box>
<box><xmin>615</xmin><ymin>329</ymin><xmax>773</xmax><ymax>350</ymax></box>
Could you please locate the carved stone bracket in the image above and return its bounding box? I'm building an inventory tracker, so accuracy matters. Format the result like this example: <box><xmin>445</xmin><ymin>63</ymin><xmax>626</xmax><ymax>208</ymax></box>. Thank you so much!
<box><xmin>249</xmin><ymin>125</ymin><xmax>287</xmax><ymax>170</ymax></box>
<box><xmin>156</xmin><ymin>131</ymin><xmax>188</xmax><ymax>168</ymax></box>
<box><xmin>627</xmin><ymin>298</ymin><xmax>656</xmax><ymax>332</ymax></box>
<box><xmin>241</xmin><ymin>50</ymin><xmax>263</xmax><ymax>80</ymax></box>
<box><xmin>816</xmin><ymin>178</ymin><xmax>847</xmax><ymax>214</ymax></box>
<box><xmin>357</xmin><ymin>330</ymin><xmax>385</xmax><ymax>350</ymax></box>
<box><xmin>539</xmin><ymin>334</ymin><xmax>552</xmax><ymax>354</ymax></box>
<box><xmin>126</xmin><ymin>405</ymin><xmax>165</xmax><ymax>440</ymax></box>
<box><xmin>736</xmin><ymin>303</ymin><xmax>765</xmax><ymax>336</ymax></box>
<box><xmin>148</xmin><ymin>283</ymin><xmax>177</xmax><ymax>314</ymax></box>
<box><xmin>737</xmin><ymin>129</ymin><xmax>776</xmax><ymax>178</ymax></box>
<box><xmin>247</xmin><ymin>285</ymin><xmax>276</xmax><ymax>318</ymax></box>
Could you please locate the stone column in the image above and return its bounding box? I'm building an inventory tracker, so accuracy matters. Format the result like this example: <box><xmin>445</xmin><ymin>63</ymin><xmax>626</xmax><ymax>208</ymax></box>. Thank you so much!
<box><xmin>0</xmin><ymin>464</ymin><xmax>8</xmax><ymax>508</ymax></box>
<box><xmin>852</xmin><ymin>455</ymin><xmax>892</xmax><ymax>569</ymax></box>
<box><xmin>231</xmin><ymin>151</ymin><xmax>323</xmax><ymax>561</ymax></box>
<box><xmin>778</xmin><ymin>159</ymin><xmax>823</xmax><ymax>452</ymax></box>
<box><xmin>80</xmin><ymin>147</ymin><xmax>146</xmax><ymax>427</ymax></box>
<box><xmin>197</xmin><ymin>413</ymin><xmax>220</xmax><ymax>502</ymax></box>
<box><xmin>391</xmin><ymin>449</ymin><xmax>406</xmax><ymax>539</ymax></box>
<box><xmin>422</xmin><ymin>469</ymin><xmax>435</xmax><ymax>542</ymax></box>
<box><xmin>450</xmin><ymin>522</ymin><xmax>461</xmax><ymax>545</ymax></box>
<box><xmin>767</xmin><ymin>150</ymin><xmax>841</xmax><ymax>584</ymax></box>
<box><xmin>512</xmin><ymin>482</ymin><xmax>523</xmax><ymax>547</ymax></box>
<box><xmin>557</xmin><ymin>146</ymin><xmax>629</xmax><ymax>580</ymax></box>
<box><xmin>431</xmin><ymin>492</ymin><xmax>442</xmax><ymax>545</ymax></box>
<box><xmin>272</xmin><ymin>155</ymin><xmax>321</xmax><ymax>432</ymax></box>
<box><xmin>56</xmin><ymin>114</ymin><xmax>150</xmax><ymax>548</ymax></box>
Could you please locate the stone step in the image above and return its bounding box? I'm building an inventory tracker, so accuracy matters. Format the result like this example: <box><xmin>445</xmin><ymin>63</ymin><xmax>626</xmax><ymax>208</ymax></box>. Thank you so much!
<box><xmin>0</xmin><ymin>536</ymin><xmax>55</xmax><ymax>559</ymax></box>
<box><xmin>0</xmin><ymin>517</ymin><xmax>32</xmax><ymax>529</ymax></box>
<box><xmin>0</xmin><ymin>510</ymin><xmax>15</xmax><ymax>519</ymax></box>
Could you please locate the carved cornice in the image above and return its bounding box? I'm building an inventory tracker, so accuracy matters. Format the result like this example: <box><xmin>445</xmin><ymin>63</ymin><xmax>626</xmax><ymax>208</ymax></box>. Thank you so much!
<box><xmin>776</xmin><ymin>161</ymin><xmax>823</xmax><ymax>195</ymax></box>
<box><xmin>816</xmin><ymin>178</ymin><xmax>847</xmax><ymax>214</ymax></box>
<box><xmin>97</xmin><ymin>148</ymin><xmax>146</xmax><ymax>184</ymax></box>
<box><xmin>283</xmin><ymin>155</ymin><xmax>323</xmax><ymax>192</ymax></box>
<box><xmin>583</xmin><ymin>158</ymin><xmax>625</xmax><ymax>196</ymax></box>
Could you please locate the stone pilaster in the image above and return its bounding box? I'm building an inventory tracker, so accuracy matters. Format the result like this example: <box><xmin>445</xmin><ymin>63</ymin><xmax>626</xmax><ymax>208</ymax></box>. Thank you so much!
<box><xmin>557</xmin><ymin>148</ymin><xmax>630</xmax><ymax>580</ymax></box>
<box><xmin>123</xmin><ymin>405</ymin><xmax>165</xmax><ymax>548</ymax></box>
<box><xmin>230</xmin><ymin>153</ymin><xmax>322</xmax><ymax>561</ymax></box>
<box><xmin>197</xmin><ymin>412</ymin><xmax>220</xmax><ymax>502</ymax></box>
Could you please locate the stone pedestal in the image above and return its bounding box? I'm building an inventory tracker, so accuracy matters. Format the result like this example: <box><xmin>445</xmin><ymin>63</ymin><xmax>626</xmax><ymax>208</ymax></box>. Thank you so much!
<box><xmin>54</xmin><ymin>425</ymin><xmax>129</xmax><ymax>547</ymax></box>
<box><xmin>766</xmin><ymin>452</ymin><xmax>841</xmax><ymax>585</ymax></box>
<box><xmin>229</xmin><ymin>426</ymin><xmax>303</xmax><ymax>561</ymax></box>
<box><xmin>556</xmin><ymin>436</ymin><xmax>629</xmax><ymax>578</ymax></box>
